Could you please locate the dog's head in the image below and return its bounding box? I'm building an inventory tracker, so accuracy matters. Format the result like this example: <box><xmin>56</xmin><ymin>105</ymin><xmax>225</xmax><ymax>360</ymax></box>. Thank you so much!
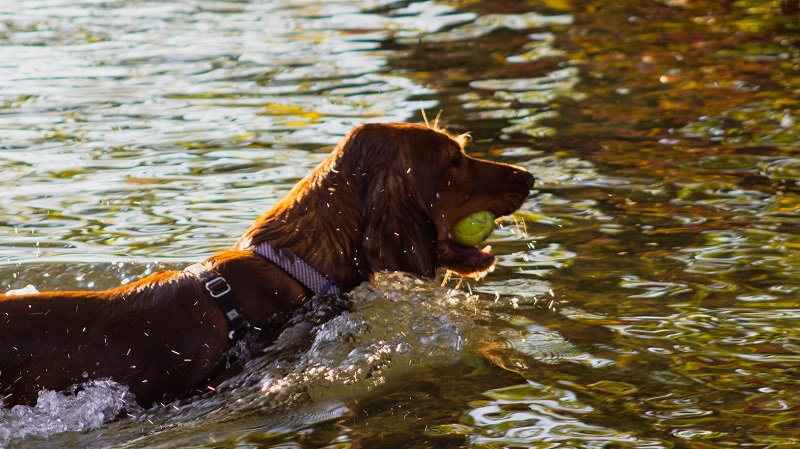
<box><xmin>336</xmin><ymin>122</ymin><xmax>535</xmax><ymax>278</ymax></box>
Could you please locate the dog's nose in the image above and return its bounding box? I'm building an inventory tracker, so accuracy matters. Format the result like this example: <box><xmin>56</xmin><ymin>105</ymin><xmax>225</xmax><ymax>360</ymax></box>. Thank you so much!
<box><xmin>514</xmin><ymin>168</ymin><xmax>535</xmax><ymax>190</ymax></box>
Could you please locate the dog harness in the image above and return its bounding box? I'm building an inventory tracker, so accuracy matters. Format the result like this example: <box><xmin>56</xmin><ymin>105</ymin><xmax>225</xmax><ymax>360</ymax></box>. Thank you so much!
<box><xmin>186</xmin><ymin>241</ymin><xmax>342</xmax><ymax>339</ymax></box>
<box><xmin>185</xmin><ymin>262</ymin><xmax>249</xmax><ymax>339</ymax></box>
<box><xmin>250</xmin><ymin>241</ymin><xmax>343</xmax><ymax>296</ymax></box>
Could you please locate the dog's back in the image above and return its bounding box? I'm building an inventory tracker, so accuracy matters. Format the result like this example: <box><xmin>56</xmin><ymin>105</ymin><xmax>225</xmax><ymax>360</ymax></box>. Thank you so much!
<box><xmin>0</xmin><ymin>272</ymin><xmax>230</xmax><ymax>407</ymax></box>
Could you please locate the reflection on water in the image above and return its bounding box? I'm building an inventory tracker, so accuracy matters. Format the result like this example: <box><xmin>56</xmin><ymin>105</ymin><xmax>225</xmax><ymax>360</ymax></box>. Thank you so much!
<box><xmin>2</xmin><ymin>0</ymin><xmax>800</xmax><ymax>447</ymax></box>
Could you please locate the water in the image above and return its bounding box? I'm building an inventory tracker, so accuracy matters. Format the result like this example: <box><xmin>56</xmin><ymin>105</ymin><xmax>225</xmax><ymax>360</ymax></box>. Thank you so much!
<box><xmin>1</xmin><ymin>0</ymin><xmax>800</xmax><ymax>447</ymax></box>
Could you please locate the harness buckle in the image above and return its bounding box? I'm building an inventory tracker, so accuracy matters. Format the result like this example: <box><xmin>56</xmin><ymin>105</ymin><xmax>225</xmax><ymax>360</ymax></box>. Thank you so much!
<box><xmin>225</xmin><ymin>308</ymin><xmax>241</xmax><ymax>321</ymax></box>
<box><xmin>204</xmin><ymin>277</ymin><xmax>232</xmax><ymax>298</ymax></box>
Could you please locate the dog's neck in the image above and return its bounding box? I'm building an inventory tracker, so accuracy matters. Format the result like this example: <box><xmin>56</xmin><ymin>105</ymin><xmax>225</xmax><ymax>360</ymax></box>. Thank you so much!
<box><xmin>233</xmin><ymin>152</ymin><xmax>370</xmax><ymax>292</ymax></box>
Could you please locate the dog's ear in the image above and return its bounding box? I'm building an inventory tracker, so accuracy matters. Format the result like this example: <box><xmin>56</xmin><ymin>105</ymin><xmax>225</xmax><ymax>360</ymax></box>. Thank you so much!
<box><xmin>347</xmin><ymin>125</ymin><xmax>440</xmax><ymax>277</ymax></box>
<box><xmin>361</xmin><ymin>166</ymin><xmax>439</xmax><ymax>277</ymax></box>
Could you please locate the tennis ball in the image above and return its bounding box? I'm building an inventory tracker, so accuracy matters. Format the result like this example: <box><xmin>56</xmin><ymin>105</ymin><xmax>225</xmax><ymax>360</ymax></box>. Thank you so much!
<box><xmin>451</xmin><ymin>211</ymin><xmax>495</xmax><ymax>247</ymax></box>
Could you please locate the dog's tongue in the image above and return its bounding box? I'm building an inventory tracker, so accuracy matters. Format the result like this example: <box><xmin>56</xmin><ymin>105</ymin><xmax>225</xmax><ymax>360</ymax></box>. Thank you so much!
<box><xmin>438</xmin><ymin>242</ymin><xmax>496</xmax><ymax>277</ymax></box>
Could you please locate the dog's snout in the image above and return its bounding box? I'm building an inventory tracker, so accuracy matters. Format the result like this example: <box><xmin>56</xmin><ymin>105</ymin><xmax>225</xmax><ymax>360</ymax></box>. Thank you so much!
<box><xmin>513</xmin><ymin>168</ymin><xmax>535</xmax><ymax>190</ymax></box>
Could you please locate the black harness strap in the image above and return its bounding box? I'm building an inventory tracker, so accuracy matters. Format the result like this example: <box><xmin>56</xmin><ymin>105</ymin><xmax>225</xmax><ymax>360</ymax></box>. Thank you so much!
<box><xmin>185</xmin><ymin>263</ymin><xmax>249</xmax><ymax>340</ymax></box>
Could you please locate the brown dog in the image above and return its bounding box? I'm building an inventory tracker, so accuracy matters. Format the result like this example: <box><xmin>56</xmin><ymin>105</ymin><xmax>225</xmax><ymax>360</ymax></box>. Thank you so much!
<box><xmin>0</xmin><ymin>122</ymin><xmax>534</xmax><ymax>408</ymax></box>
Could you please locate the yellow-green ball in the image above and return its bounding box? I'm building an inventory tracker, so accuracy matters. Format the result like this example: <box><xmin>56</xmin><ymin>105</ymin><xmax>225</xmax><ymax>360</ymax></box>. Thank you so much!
<box><xmin>451</xmin><ymin>211</ymin><xmax>495</xmax><ymax>247</ymax></box>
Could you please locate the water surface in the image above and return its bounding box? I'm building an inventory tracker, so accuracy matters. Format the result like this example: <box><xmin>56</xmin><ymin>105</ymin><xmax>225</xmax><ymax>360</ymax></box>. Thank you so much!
<box><xmin>1</xmin><ymin>0</ymin><xmax>799</xmax><ymax>447</ymax></box>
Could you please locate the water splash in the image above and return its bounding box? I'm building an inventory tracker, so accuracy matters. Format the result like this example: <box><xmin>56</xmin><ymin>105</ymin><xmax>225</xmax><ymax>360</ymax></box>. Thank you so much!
<box><xmin>0</xmin><ymin>379</ymin><xmax>141</xmax><ymax>446</ymax></box>
<box><xmin>230</xmin><ymin>272</ymin><xmax>477</xmax><ymax>410</ymax></box>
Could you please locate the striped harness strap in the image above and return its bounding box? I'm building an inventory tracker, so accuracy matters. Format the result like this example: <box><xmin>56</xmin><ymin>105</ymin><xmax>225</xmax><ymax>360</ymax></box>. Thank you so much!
<box><xmin>251</xmin><ymin>241</ymin><xmax>343</xmax><ymax>296</ymax></box>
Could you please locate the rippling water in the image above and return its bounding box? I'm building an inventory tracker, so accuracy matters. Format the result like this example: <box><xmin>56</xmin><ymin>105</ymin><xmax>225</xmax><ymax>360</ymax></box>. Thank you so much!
<box><xmin>0</xmin><ymin>0</ymin><xmax>451</xmax><ymax>265</ymax></box>
<box><xmin>2</xmin><ymin>0</ymin><xmax>800</xmax><ymax>447</ymax></box>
